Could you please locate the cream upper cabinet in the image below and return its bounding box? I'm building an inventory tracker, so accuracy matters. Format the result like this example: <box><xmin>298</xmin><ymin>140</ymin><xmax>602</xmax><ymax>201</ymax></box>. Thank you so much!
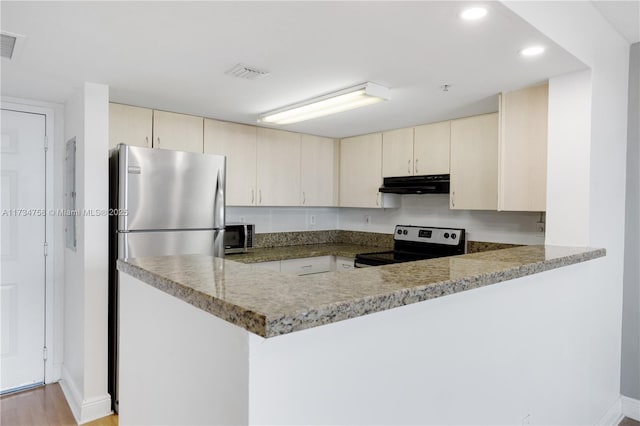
<box><xmin>414</xmin><ymin>121</ymin><xmax>450</xmax><ymax>175</ymax></box>
<box><xmin>300</xmin><ymin>134</ymin><xmax>338</xmax><ymax>207</ymax></box>
<box><xmin>339</xmin><ymin>133</ymin><xmax>383</xmax><ymax>208</ymax></box>
<box><xmin>450</xmin><ymin>113</ymin><xmax>498</xmax><ymax>210</ymax></box>
<box><xmin>109</xmin><ymin>103</ymin><xmax>153</xmax><ymax>150</ymax></box>
<box><xmin>204</xmin><ymin>119</ymin><xmax>257</xmax><ymax>206</ymax></box>
<box><xmin>152</xmin><ymin>110</ymin><xmax>203</xmax><ymax>153</ymax></box>
<box><xmin>256</xmin><ymin>128</ymin><xmax>301</xmax><ymax>206</ymax></box>
<box><xmin>382</xmin><ymin>128</ymin><xmax>414</xmax><ymax>177</ymax></box>
<box><xmin>499</xmin><ymin>84</ymin><xmax>548</xmax><ymax>212</ymax></box>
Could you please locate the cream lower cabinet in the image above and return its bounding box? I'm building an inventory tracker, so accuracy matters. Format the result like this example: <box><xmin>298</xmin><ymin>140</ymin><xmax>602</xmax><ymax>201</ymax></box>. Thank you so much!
<box><xmin>340</xmin><ymin>133</ymin><xmax>384</xmax><ymax>208</ymax></box>
<box><xmin>300</xmin><ymin>135</ymin><xmax>338</xmax><ymax>206</ymax></box>
<box><xmin>450</xmin><ymin>113</ymin><xmax>498</xmax><ymax>210</ymax></box>
<box><xmin>152</xmin><ymin>110</ymin><xmax>203</xmax><ymax>153</ymax></box>
<box><xmin>499</xmin><ymin>84</ymin><xmax>548</xmax><ymax>212</ymax></box>
<box><xmin>256</xmin><ymin>128</ymin><xmax>301</xmax><ymax>206</ymax></box>
<box><xmin>204</xmin><ymin>119</ymin><xmax>257</xmax><ymax>206</ymax></box>
<box><xmin>109</xmin><ymin>103</ymin><xmax>153</xmax><ymax>150</ymax></box>
<box><xmin>414</xmin><ymin>121</ymin><xmax>450</xmax><ymax>175</ymax></box>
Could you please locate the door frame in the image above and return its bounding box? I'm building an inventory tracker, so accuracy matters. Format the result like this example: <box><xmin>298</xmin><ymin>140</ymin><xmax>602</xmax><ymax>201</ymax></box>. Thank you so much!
<box><xmin>2</xmin><ymin>98</ymin><xmax>58</xmax><ymax>384</ymax></box>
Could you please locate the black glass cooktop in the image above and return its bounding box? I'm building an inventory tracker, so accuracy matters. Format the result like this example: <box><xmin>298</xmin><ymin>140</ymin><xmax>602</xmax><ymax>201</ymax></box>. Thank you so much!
<box><xmin>355</xmin><ymin>250</ymin><xmax>439</xmax><ymax>266</ymax></box>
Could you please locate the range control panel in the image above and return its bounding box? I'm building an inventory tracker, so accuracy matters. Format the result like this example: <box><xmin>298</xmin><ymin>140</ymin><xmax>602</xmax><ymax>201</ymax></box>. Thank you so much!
<box><xmin>393</xmin><ymin>225</ymin><xmax>465</xmax><ymax>246</ymax></box>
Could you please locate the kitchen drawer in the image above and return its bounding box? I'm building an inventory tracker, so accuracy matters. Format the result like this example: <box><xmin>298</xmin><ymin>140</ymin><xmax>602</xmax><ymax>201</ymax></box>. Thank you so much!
<box><xmin>280</xmin><ymin>256</ymin><xmax>332</xmax><ymax>276</ymax></box>
<box><xmin>252</xmin><ymin>260</ymin><xmax>281</xmax><ymax>272</ymax></box>
<box><xmin>335</xmin><ymin>256</ymin><xmax>355</xmax><ymax>271</ymax></box>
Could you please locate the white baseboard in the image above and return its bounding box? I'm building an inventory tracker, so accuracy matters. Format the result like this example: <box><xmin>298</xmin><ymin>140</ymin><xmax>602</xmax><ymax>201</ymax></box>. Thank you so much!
<box><xmin>59</xmin><ymin>366</ymin><xmax>112</xmax><ymax>424</ymax></box>
<box><xmin>622</xmin><ymin>396</ymin><xmax>640</xmax><ymax>421</ymax></box>
<box><xmin>597</xmin><ymin>397</ymin><xmax>624</xmax><ymax>426</ymax></box>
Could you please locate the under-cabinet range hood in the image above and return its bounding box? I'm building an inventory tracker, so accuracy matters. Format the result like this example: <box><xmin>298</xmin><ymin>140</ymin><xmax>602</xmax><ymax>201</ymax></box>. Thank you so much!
<box><xmin>378</xmin><ymin>174</ymin><xmax>450</xmax><ymax>194</ymax></box>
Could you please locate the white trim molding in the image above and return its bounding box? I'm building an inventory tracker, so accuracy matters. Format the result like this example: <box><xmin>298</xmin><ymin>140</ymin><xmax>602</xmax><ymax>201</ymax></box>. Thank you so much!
<box><xmin>622</xmin><ymin>396</ymin><xmax>640</xmax><ymax>421</ymax></box>
<box><xmin>597</xmin><ymin>397</ymin><xmax>624</xmax><ymax>426</ymax></box>
<box><xmin>59</xmin><ymin>366</ymin><xmax>112</xmax><ymax>425</ymax></box>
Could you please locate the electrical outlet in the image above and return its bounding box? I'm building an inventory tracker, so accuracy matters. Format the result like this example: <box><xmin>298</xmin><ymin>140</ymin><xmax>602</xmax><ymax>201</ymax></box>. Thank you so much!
<box><xmin>239</xmin><ymin>216</ymin><xmax>245</xmax><ymax>223</ymax></box>
<box><xmin>364</xmin><ymin>215</ymin><xmax>371</xmax><ymax>225</ymax></box>
<box><xmin>537</xmin><ymin>221</ymin><xmax>545</xmax><ymax>233</ymax></box>
<box><xmin>522</xmin><ymin>414</ymin><xmax>531</xmax><ymax>426</ymax></box>
<box><xmin>310</xmin><ymin>215</ymin><xmax>316</xmax><ymax>225</ymax></box>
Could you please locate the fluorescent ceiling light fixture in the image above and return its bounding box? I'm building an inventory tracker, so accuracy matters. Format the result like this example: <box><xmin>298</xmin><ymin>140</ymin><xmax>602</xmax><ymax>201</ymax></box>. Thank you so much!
<box><xmin>520</xmin><ymin>45</ymin><xmax>545</xmax><ymax>56</ymax></box>
<box><xmin>460</xmin><ymin>7</ymin><xmax>487</xmax><ymax>20</ymax></box>
<box><xmin>259</xmin><ymin>82</ymin><xmax>390</xmax><ymax>125</ymax></box>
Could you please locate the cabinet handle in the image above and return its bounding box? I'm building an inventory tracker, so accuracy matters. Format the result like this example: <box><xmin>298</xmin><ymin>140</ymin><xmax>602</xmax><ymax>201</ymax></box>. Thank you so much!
<box><xmin>376</xmin><ymin>193</ymin><xmax>379</xmax><ymax>206</ymax></box>
<box><xmin>251</xmin><ymin>189</ymin><xmax>255</xmax><ymax>204</ymax></box>
<box><xmin>145</xmin><ymin>136</ymin><xmax>149</xmax><ymax>147</ymax></box>
<box><xmin>259</xmin><ymin>190</ymin><xmax>262</xmax><ymax>204</ymax></box>
<box><xmin>407</xmin><ymin>159</ymin><xmax>411</xmax><ymax>174</ymax></box>
<box><xmin>415</xmin><ymin>158</ymin><xmax>419</xmax><ymax>174</ymax></box>
<box><xmin>451</xmin><ymin>191</ymin><xmax>455</xmax><ymax>208</ymax></box>
<box><xmin>156</xmin><ymin>137</ymin><xmax>160</xmax><ymax>148</ymax></box>
<box><xmin>302</xmin><ymin>192</ymin><xmax>306</xmax><ymax>205</ymax></box>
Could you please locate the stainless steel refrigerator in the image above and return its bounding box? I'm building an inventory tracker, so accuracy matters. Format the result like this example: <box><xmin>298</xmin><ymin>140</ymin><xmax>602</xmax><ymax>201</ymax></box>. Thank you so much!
<box><xmin>108</xmin><ymin>144</ymin><xmax>226</xmax><ymax>412</ymax></box>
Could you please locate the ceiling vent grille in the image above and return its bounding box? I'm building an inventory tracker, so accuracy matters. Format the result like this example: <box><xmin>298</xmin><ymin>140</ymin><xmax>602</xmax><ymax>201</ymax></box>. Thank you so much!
<box><xmin>1</xmin><ymin>32</ymin><xmax>17</xmax><ymax>59</ymax></box>
<box><xmin>225</xmin><ymin>63</ymin><xmax>270</xmax><ymax>80</ymax></box>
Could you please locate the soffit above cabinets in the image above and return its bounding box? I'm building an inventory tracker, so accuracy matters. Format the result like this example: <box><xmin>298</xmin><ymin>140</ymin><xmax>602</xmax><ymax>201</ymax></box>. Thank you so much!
<box><xmin>1</xmin><ymin>1</ymin><xmax>587</xmax><ymax>138</ymax></box>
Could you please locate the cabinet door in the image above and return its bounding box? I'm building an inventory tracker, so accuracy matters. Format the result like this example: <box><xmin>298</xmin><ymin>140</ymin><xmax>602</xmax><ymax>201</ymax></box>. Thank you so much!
<box><xmin>204</xmin><ymin>119</ymin><xmax>257</xmax><ymax>206</ymax></box>
<box><xmin>256</xmin><ymin>128</ymin><xmax>301</xmax><ymax>206</ymax></box>
<box><xmin>339</xmin><ymin>133</ymin><xmax>383</xmax><ymax>208</ymax></box>
<box><xmin>109</xmin><ymin>103</ymin><xmax>152</xmax><ymax>150</ymax></box>
<box><xmin>382</xmin><ymin>128</ymin><xmax>414</xmax><ymax>177</ymax></box>
<box><xmin>450</xmin><ymin>113</ymin><xmax>498</xmax><ymax>210</ymax></box>
<box><xmin>152</xmin><ymin>110</ymin><xmax>203</xmax><ymax>153</ymax></box>
<box><xmin>414</xmin><ymin>121</ymin><xmax>450</xmax><ymax>175</ymax></box>
<box><xmin>300</xmin><ymin>135</ymin><xmax>338</xmax><ymax>206</ymax></box>
<box><xmin>499</xmin><ymin>84</ymin><xmax>548</xmax><ymax>211</ymax></box>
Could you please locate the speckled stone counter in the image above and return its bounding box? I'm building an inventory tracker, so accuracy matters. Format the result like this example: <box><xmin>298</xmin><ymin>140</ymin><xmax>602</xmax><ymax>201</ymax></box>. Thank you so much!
<box><xmin>226</xmin><ymin>243</ymin><xmax>374</xmax><ymax>263</ymax></box>
<box><xmin>117</xmin><ymin>245</ymin><xmax>605</xmax><ymax>338</ymax></box>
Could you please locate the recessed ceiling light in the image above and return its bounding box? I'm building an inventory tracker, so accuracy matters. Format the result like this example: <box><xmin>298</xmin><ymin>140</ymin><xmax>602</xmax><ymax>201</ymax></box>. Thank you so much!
<box><xmin>460</xmin><ymin>7</ymin><xmax>487</xmax><ymax>21</ymax></box>
<box><xmin>520</xmin><ymin>46</ymin><xmax>545</xmax><ymax>57</ymax></box>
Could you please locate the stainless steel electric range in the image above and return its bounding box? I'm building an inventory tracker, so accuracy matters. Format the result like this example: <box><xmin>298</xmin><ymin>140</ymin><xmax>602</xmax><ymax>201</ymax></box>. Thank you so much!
<box><xmin>354</xmin><ymin>225</ymin><xmax>466</xmax><ymax>268</ymax></box>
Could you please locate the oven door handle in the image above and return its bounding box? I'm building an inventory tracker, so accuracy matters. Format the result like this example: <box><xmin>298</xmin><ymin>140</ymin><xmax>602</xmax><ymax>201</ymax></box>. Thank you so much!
<box><xmin>354</xmin><ymin>261</ymin><xmax>372</xmax><ymax>268</ymax></box>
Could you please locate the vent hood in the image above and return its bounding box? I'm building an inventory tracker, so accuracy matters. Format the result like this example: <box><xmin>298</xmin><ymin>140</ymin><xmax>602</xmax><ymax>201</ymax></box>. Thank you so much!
<box><xmin>378</xmin><ymin>174</ymin><xmax>450</xmax><ymax>194</ymax></box>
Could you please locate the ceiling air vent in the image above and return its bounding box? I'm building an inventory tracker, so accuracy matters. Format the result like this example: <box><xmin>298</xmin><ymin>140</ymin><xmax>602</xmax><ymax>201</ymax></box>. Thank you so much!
<box><xmin>1</xmin><ymin>32</ymin><xmax>24</xmax><ymax>60</ymax></box>
<box><xmin>225</xmin><ymin>63</ymin><xmax>270</xmax><ymax>80</ymax></box>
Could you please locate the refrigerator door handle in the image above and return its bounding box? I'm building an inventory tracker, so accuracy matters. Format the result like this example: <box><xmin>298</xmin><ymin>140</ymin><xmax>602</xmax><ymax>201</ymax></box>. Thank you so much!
<box><xmin>214</xmin><ymin>169</ymin><xmax>225</xmax><ymax>230</ymax></box>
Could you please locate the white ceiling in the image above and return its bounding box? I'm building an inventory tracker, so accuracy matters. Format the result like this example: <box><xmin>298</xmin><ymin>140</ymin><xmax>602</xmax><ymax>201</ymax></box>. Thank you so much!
<box><xmin>1</xmin><ymin>1</ymin><xmax>588</xmax><ymax>138</ymax></box>
<box><xmin>592</xmin><ymin>1</ymin><xmax>640</xmax><ymax>44</ymax></box>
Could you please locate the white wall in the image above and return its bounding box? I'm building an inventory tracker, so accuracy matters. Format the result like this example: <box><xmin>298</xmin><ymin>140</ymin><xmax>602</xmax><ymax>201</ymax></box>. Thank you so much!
<box><xmin>503</xmin><ymin>0</ymin><xmax>631</xmax><ymax>420</ymax></box>
<box><xmin>60</xmin><ymin>82</ymin><xmax>111</xmax><ymax>424</ymax></box>
<box><xmin>227</xmin><ymin>207</ymin><xmax>338</xmax><ymax>233</ymax></box>
<box><xmin>621</xmin><ymin>41</ymin><xmax>640</xmax><ymax>400</ymax></box>
<box><xmin>546</xmin><ymin>69</ymin><xmax>592</xmax><ymax>246</ymax></box>
<box><xmin>339</xmin><ymin>195</ymin><xmax>544</xmax><ymax>244</ymax></box>
<box><xmin>229</xmin><ymin>198</ymin><xmax>543</xmax><ymax>245</ymax></box>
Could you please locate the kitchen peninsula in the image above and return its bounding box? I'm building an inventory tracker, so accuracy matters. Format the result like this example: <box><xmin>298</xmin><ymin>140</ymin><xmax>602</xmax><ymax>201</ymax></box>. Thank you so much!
<box><xmin>116</xmin><ymin>244</ymin><xmax>604</xmax><ymax>425</ymax></box>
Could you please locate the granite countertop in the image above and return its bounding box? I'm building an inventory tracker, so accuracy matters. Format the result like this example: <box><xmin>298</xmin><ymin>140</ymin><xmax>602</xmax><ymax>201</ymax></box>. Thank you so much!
<box><xmin>117</xmin><ymin>245</ymin><xmax>605</xmax><ymax>338</ymax></box>
<box><xmin>225</xmin><ymin>243</ymin><xmax>374</xmax><ymax>264</ymax></box>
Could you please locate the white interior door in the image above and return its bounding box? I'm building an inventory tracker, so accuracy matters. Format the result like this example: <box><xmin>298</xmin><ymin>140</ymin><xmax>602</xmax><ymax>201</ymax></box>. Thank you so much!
<box><xmin>1</xmin><ymin>109</ymin><xmax>46</xmax><ymax>393</ymax></box>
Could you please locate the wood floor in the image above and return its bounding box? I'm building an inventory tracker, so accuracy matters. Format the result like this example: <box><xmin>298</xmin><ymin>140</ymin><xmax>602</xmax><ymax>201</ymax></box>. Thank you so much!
<box><xmin>0</xmin><ymin>383</ymin><xmax>117</xmax><ymax>426</ymax></box>
<box><xmin>1</xmin><ymin>382</ymin><xmax>639</xmax><ymax>426</ymax></box>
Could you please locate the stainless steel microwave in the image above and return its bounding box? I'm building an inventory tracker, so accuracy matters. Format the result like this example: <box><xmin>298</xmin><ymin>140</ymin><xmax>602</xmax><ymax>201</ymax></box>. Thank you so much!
<box><xmin>224</xmin><ymin>223</ymin><xmax>255</xmax><ymax>254</ymax></box>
